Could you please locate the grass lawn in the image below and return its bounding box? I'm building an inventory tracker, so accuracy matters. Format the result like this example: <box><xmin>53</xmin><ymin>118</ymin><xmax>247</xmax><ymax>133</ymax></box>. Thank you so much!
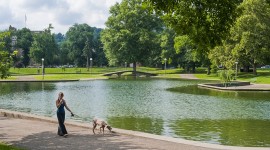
<box><xmin>237</xmin><ymin>71</ymin><xmax>270</xmax><ymax>84</ymax></box>
<box><xmin>33</xmin><ymin>74</ymin><xmax>106</xmax><ymax>80</ymax></box>
<box><xmin>194</xmin><ymin>73</ymin><xmax>220</xmax><ymax>80</ymax></box>
<box><xmin>195</xmin><ymin>69</ymin><xmax>270</xmax><ymax>84</ymax></box>
<box><xmin>0</xmin><ymin>142</ymin><xmax>23</xmax><ymax>150</ymax></box>
<box><xmin>4</xmin><ymin>67</ymin><xmax>270</xmax><ymax>84</ymax></box>
<box><xmin>9</xmin><ymin>67</ymin><xmax>134</xmax><ymax>75</ymax></box>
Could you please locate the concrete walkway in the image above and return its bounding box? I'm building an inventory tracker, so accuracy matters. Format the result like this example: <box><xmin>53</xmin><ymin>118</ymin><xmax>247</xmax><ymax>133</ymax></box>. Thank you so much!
<box><xmin>179</xmin><ymin>74</ymin><xmax>198</xmax><ymax>79</ymax></box>
<box><xmin>0</xmin><ymin>110</ymin><xmax>268</xmax><ymax>150</ymax></box>
<box><xmin>16</xmin><ymin>75</ymin><xmax>36</xmax><ymax>81</ymax></box>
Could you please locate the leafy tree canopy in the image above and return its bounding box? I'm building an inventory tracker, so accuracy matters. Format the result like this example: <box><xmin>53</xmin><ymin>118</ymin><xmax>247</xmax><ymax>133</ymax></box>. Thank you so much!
<box><xmin>0</xmin><ymin>31</ymin><xmax>12</xmax><ymax>79</ymax></box>
<box><xmin>101</xmin><ymin>0</ymin><xmax>163</xmax><ymax>71</ymax></box>
<box><xmin>64</xmin><ymin>23</ymin><xmax>95</xmax><ymax>67</ymax></box>
<box><xmin>15</xmin><ymin>28</ymin><xmax>33</xmax><ymax>66</ymax></box>
<box><xmin>30</xmin><ymin>24</ymin><xmax>58</xmax><ymax>65</ymax></box>
<box><xmin>144</xmin><ymin>0</ymin><xmax>242</xmax><ymax>50</ymax></box>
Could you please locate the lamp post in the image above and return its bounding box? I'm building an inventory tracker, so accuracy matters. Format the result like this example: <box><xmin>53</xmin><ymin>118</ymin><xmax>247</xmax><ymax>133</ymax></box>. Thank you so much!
<box><xmin>164</xmin><ymin>58</ymin><xmax>167</xmax><ymax>75</ymax></box>
<box><xmin>41</xmin><ymin>58</ymin><xmax>44</xmax><ymax>79</ymax></box>
<box><xmin>90</xmin><ymin>58</ymin><xmax>93</xmax><ymax>75</ymax></box>
<box><xmin>87</xmin><ymin>57</ymin><xmax>89</xmax><ymax>71</ymax></box>
<box><xmin>235</xmin><ymin>61</ymin><xmax>238</xmax><ymax>79</ymax></box>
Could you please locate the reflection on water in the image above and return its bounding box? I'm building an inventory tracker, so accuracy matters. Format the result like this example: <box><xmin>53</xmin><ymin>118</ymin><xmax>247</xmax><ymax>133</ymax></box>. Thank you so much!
<box><xmin>108</xmin><ymin>116</ymin><xmax>164</xmax><ymax>135</ymax></box>
<box><xmin>170</xmin><ymin>119</ymin><xmax>270</xmax><ymax>147</ymax></box>
<box><xmin>168</xmin><ymin>85</ymin><xmax>270</xmax><ymax>101</ymax></box>
<box><xmin>0</xmin><ymin>79</ymin><xmax>270</xmax><ymax>147</ymax></box>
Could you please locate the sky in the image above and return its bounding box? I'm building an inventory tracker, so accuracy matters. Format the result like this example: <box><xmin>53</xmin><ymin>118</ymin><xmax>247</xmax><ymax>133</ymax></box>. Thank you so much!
<box><xmin>0</xmin><ymin>0</ymin><xmax>122</xmax><ymax>34</ymax></box>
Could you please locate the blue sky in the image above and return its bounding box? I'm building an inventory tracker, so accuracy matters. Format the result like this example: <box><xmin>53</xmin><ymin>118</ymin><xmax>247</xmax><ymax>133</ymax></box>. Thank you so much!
<box><xmin>0</xmin><ymin>0</ymin><xmax>122</xmax><ymax>33</ymax></box>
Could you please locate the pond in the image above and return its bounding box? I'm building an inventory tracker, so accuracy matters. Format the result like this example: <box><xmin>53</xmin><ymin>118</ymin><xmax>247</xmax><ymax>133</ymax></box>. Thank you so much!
<box><xmin>0</xmin><ymin>78</ymin><xmax>270</xmax><ymax>147</ymax></box>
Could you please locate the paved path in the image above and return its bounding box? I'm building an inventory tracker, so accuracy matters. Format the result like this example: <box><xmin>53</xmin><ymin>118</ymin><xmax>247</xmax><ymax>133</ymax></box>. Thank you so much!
<box><xmin>0</xmin><ymin>110</ymin><xmax>268</xmax><ymax>150</ymax></box>
<box><xmin>0</xmin><ymin>116</ymin><xmax>211</xmax><ymax>150</ymax></box>
<box><xmin>16</xmin><ymin>75</ymin><xmax>36</xmax><ymax>81</ymax></box>
<box><xmin>179</xmin><ymin>74</ymin><xmax>198</xmax><ymax>79</ymax></box>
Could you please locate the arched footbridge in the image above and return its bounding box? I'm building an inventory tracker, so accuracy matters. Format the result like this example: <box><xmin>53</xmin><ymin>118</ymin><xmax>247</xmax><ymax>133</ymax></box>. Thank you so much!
<box><xmin>103</xmin><ymin>70</ymin><xmax>157</xmax><ymax>77</ymax></box>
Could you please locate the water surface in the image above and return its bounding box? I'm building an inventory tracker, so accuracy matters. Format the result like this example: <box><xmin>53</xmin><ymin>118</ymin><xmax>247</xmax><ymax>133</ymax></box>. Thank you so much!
<box><xmin>0</xmin><ymin>79</ymin><xmax>270</xmax><ymax>147</ymax></box>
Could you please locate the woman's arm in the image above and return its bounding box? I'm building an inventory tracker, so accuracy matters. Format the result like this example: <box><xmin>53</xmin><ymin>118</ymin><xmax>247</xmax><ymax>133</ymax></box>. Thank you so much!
<box><xmin>63</xmin><ymin>100</ymin><xmax>74</xmax><ymax>115</ymax></box>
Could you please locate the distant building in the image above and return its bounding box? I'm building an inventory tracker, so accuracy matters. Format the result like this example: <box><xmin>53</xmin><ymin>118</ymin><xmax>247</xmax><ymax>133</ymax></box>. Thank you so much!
<box><xmin>11</xmin><ymin>36</ymin><xmax>17</xmax><ymax>48</ymax></box>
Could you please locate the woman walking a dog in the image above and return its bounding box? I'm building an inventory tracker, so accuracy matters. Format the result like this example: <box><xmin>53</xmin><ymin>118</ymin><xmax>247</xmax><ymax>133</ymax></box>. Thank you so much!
<box><xmin>56</xmin><ymin>92</ymin><xmax>74</xmax><ymax>137</ymax></box>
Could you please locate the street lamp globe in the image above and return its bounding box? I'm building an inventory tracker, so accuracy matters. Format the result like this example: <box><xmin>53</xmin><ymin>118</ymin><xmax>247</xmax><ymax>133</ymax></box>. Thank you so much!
<box><xmin>235</xmin><ymin>61</ymin><xmax>238</xmax><ymax>79</ymax></box>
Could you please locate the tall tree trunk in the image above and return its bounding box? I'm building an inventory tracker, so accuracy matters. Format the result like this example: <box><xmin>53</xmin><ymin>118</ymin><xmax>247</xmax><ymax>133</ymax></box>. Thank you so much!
<box><xmin>253</xmin><ymin>61</ymin><xmax>257</xmax><ymax>75</ymax></box>
<box><xmin>207</xmin><ymin>65</ymin><xmax>211</xmax><ymax>75</ymax></box>
<box><xmin>132</xmin><ymin>62</ymin><xmax>136</xmax><ymax>76</ymax></box>
<box><xmin>192</xmin><ymin>62</ymin><xmax>196</xmax><ymax>73</ymax></box>
<box><xmin>243</xmin><ymin>65</ymin><xmax>249</xmax><ymax>72</ymax></box>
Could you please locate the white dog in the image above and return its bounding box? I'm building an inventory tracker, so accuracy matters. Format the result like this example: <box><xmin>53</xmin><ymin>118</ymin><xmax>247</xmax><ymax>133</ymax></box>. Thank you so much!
<box><xmin>92</xmin><ymin>118</ymin><xmax>112</xmax><ymax>134</ymax></box>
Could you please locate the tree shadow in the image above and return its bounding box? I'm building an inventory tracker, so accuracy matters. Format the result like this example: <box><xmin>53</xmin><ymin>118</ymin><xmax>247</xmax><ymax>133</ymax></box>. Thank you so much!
<box><xmin>8</xmin><ymin>131</ymin><xmax>157</xmax><ymax>150</ymax></box>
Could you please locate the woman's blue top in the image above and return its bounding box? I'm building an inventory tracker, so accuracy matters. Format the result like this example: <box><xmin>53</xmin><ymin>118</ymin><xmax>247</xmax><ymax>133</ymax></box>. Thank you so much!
<box><xmin>57</xmin><ymin>102</ymin><xmax>65</xmax><ymax>113</ymax></box>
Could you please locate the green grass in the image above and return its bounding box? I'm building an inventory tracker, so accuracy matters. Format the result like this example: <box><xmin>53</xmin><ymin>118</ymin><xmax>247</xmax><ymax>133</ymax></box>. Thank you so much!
<box><xmin>195</xmin><ymin>70</ymin><xmax>270</xmax><ymax>84</ymax></box>
<box><xmin>194</xmin><ymin>73</ymin><xmax>220</xmax><ymax>80</ymax></box>
<box><xmin>0</xmin><ymin>142</ymin><xmax>23</xmax><ymax>150</ymax></box>
<box><xmin>237</xmin><ymin>72</ymin><xmax>270</xmax><ymax>84</ymax></box>
<box><xmin>9</xmin><ymin>67</ymin><xmax>133</xmax><ymax>75</ymax></box>
<box><xmin>4</xmin><ymin>67</ymin><xmax>270</xmax><ymax>84</ymax></box>
<box><xmin>34</xmin><ymin>74</ymin><xmax>106</xmax><ymax>80</ymax></box>
<box><xmin>0</xmin><ymin>76</ymin><xmax>17</xmax><ymax>80</ymax></box>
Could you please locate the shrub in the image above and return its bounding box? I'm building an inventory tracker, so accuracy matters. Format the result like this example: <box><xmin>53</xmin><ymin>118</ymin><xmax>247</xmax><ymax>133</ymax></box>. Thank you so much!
<box><xmin>218</xmin><ymin>69</ymin><xmax>234</xmax><ymax>87</ymax></box>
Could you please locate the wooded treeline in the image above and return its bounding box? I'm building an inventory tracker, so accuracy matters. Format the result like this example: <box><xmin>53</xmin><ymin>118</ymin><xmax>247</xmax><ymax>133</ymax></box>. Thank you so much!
<box><xmin>1</xmin><ymin>0</ymin><xmax>270</xmax><ymax>78</ymax></box>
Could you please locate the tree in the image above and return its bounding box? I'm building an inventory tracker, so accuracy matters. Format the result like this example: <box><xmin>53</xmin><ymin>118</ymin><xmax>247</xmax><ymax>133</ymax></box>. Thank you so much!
<box><xmin>145</xmin><ymin>0</ymin><xmax>241</xmax><ymax>48</ymax></box>
<box><xmin>92</xmin><ymin>27</ymin><xmax>108</xmax><ymax>67</ymax></box>
<box><xmin>64</xmin><ymin>24</ymin><xmax>95</xmax><ymax>67</ymax></box>
<box><xmin>30</xmin><ymin>24</ymin><xmax>58</xmax><ymax>66</ymax></box>
<box><xmin>83</xmin><ymin>37</ymin><xmax>94</xmax><ymax>70</ymax></box>
<box><xmin>209</xmin><ymin>41</ymin><xmax>236</xmax><ymax>71</ymax></box>
<box><xmin>16</xmin><ymin>28</ymin><xmax>33</xmax><ymax>67</ymax></box>
<box><xmin>230</xmin><ymin>0</ymin><xmax>270</xmax><ymax>75</ymax></box>
<box><xmin>210</xmin><ymin>0</ymin><xmax>270</xmax><ymax>75</ymax></box>
<box><xmin>0</xmin><ymin>31</ymin><xmax>13</xmax><ymax>79</ymax></box>
<box><xmin>145</xmin><ymin>0</ymin><xmax>242</xmax><ymax>74</ymax></box>
<box><xmin>58</xmin><ymin>41</ymin><xmax>72</xmax><ymax>66</ymax></box>
<box><xmin>101</xmin><ymin>0</ymin><xmax>163</xmax><ymax>73</ymax></box>
<box><xmin>159</xmin><ymin>28</ymin><xmax>177</xmax><ymax>68</ymax></box>
<box><xmin>174</xmin><ymin>35</ymin><xmax>202</xmax><ymax>73</ymax></box>
<box><xmin>54</xmin><ymin>33</ymin><xmax>65</xmax><ymax>45</ymax></box>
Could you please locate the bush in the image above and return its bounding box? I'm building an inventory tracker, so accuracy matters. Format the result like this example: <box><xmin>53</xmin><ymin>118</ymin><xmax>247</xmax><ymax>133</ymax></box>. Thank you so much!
<box><xmin>217</xmin><ymin>69</ymin><xmax>234</xmax><ymax>87</ymax></box>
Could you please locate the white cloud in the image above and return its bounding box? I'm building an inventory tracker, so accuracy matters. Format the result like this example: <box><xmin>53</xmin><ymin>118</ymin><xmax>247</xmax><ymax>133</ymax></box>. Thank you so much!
<box><xmin>0</xmin><ymin>0</ymin><xmax>122</xmax><ymax>33</ymax></box>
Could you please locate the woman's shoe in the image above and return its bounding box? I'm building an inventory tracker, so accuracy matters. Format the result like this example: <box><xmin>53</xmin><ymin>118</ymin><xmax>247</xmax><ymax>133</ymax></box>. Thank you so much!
<box><xmin>63</xmin><ymin>134</ymin><xmax>68</xmax><ymax>137</ymax></box>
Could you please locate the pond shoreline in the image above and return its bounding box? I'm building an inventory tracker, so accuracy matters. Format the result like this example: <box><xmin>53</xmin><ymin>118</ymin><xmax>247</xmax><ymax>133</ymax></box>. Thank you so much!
<box><xmin>0</xmin><ymin>109</ymin><xmax>268</xmax><ymax>150</ymax></box>
<box><xmin>198</xmin><ymin>82</ymin><xmax>270</xmax><ymax>91</ymax></box>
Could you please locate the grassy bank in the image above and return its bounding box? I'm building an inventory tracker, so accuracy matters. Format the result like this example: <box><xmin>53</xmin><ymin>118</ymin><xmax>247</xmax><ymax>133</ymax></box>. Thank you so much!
<box><xmin>195</xmin><ymin>69</ymin><xmax>270</xmax><ymax>84</ymax></box>
<box><xmin>0</xmin><ymin>142</ymin><xmax>23</xmax><ymax>150</ymax></box>
<box><xmin>4</xmin><ymin>67</ymin><xmax>270</xmax><ymax>84</ymax></box>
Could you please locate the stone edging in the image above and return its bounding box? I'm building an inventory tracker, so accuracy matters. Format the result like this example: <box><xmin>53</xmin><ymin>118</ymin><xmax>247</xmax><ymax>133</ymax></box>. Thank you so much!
<box><xmin>198</xmin><ymin>83</ymin><xmax>270</xmax><ymax>91</ymax></box>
